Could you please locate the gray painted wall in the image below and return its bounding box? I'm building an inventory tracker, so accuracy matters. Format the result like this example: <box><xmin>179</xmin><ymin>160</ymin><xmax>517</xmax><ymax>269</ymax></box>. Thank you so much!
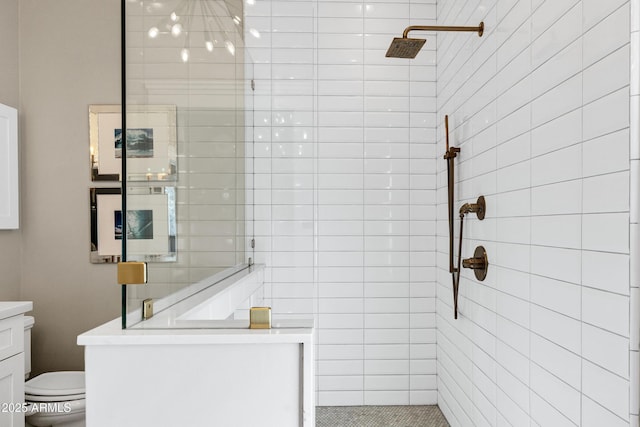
<box><xmin>0</xmin><ymin>0</ymin><xmax>22</xmax><ymax>301</ymax></box>
<box><xmin>0</xmin><ymin>0</ymin><xmax>121</xmax><ymax>374</ymax></box>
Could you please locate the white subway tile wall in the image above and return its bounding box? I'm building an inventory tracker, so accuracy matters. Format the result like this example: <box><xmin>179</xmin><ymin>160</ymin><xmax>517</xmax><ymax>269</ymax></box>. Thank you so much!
<box><xmin>436</xmin><ymin>1</ymin><xmax>637</xmax><ymax>427</ymax></box>
<box><xmin>244</xmin><ymin>0</ymin><xmax>438</xmax><ymax>406</ymax></box>
<box><xmin>245</xmin><ymin>0</ymin><xmax>640</xmax><ymax>422</ymax></box>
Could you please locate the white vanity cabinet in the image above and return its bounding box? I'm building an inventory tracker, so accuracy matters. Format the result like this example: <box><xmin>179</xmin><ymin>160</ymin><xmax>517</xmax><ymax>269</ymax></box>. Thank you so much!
<box><xmin>0</xmin><ymin>302</ymin><xmax>32</xmax><ymax>427</ymax></box>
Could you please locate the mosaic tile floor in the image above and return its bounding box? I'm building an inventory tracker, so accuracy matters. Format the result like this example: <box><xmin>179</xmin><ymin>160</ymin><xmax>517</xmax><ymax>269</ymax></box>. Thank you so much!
<box><xmin>316</xmin><ymin>405</ymin><xmax>450</xmax><ymax>427</ymax></box>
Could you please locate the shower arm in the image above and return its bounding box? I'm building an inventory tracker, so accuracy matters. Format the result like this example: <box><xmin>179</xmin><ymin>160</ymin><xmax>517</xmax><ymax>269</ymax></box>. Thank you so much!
<box><xmin>402</xmin><ymin>23</ymin><xmax>484</xmax><ymax>38</ymax></box>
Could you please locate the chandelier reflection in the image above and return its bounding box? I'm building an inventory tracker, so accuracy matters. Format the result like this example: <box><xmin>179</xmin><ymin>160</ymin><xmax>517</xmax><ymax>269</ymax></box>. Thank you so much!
<box><xmin>146</xmin><ymin>0</ymin><xmax>242</xmax><ymax>62</ymax></box>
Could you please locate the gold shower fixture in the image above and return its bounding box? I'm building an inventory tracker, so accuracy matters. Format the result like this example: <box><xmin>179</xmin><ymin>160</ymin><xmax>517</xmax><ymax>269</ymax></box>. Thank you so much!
<box><xmin>442</xmin><ymin>115</ymin><xmax>489</xmax><ymax>319</ymax></box>
<box><xmin>459</xmin><ymin>196</ymin><xmax>486</xmax><ymax>220</ymax></box>
<box><xmin>386</xmin><ymin>22</ymin><xmax>484</xmax><ymax>58</ymax></box>
<box><xmin>462</xmin><ymin>246</ymin><xmax>489</xmax><ymax>282</ymax></box>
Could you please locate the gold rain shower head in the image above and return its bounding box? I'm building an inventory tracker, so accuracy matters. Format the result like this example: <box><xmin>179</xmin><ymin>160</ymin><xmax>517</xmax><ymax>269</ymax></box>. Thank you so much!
<box><xmin>385</xmin><ymin>22</ymin><xmax>484</xmax><ymax>58</ymax></box>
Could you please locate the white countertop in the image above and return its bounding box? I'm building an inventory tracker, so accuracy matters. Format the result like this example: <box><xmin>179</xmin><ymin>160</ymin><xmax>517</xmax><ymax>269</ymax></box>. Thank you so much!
<box><xmin>77</xmin><ymin>318</ymin><xmax>313</xmax><ymax>346</ymax></box>
<box><xmin>0</xmin><ymin>301</ymin><xmax>32</xmax><ymax>320</ymax></box>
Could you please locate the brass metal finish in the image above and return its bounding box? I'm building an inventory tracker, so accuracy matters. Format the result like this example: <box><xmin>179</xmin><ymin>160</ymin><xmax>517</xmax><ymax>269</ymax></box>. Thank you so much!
<box><xmin>462</xmin><ymin>246</ymin><xmax>489</xmax><ymax>281</ymax></box>
<box><xmin>443</xmin><ymin>115</ymin><xmax>490</xmax><ymax>319</ymax></box>
<box><xmin>385</xmin><ymin>37</ymin><xmax>427</xmax><ymax>58</ymax></box>
<box><xmin>444</xmin><ymin>116</ymin><xmax>460</xmax><ymax>275</ymax></box>
<box><xmin>443</xmin><ymin>115</ymin><xmax>462</xmax><ymax>318</ymax></box>
<box><xmin>444</xmin><ymin>147</ymin><xmax>460</xmax><ymax>159</ymax></box>
<box><xmin>117</xmin><ymin>262</ymin><xmax>148</xmax><ymax>285</ymax></box>
<box><xmin>445</xmin><ymin>115</ymin><xmax>450</xmax><ymax>152</ymax></box>
<box><xmin>142</xmin><ymin>298</ymin><xmax>154</xmax><ymax>320</ymax></box>
<box><xmin>459</xmin><ymin>195</ymin><xmax>486</xmax><ymax>220</ymax></box>
<box><xmin>386</xmin><ymin>22</ymin><xmax>484</xmax><ymax>58</ymax></box>
<box><xmin>249</xmin><ymin>307</ymin><xmax>272</xmax><ymax>329</ymax></box>
<box><xmin>401</xmin><ymin>22</ymin><xmax>484</xmax><ymax>38</ymax></box>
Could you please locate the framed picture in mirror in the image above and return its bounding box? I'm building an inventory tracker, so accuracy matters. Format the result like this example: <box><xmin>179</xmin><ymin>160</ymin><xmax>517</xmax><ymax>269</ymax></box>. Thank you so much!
<box><xmin>89</xmin><ymin>104</ymin><xmax>177</xmax><ymax>182</ymax></box>
<box><xmin>90</xmin><ymin>187</ymin><xmax>177</xmax><ymax>264</ymax></box>
<box><xmin>125</xmin><ymin>186</ymin><xmax>177</xmax><ymax>262</ymax></box>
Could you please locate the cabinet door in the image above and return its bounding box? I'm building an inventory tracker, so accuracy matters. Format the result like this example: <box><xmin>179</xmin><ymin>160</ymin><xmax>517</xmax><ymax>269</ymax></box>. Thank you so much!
<box><xmin>0</xmin><ymin>352</ymin><xmax>25</xmax><ymax>427</ymax></box>
<box><xmin>0</xmin><ymin>103</ymin><xmax>18</xmax><ymax>229</ymax></box>
<box><xmin>0</xmin><ymin>316</ymin><xmax>23</xmax><ymax>362</ymax></box>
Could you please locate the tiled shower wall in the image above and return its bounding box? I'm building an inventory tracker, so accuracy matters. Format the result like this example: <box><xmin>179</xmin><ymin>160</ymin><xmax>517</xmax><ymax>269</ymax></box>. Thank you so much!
<box><xmin>245</xmin><ymin>0</ymin><xmax>439</xmax><ymax>405</ymax></box>
<box><xmin>436</xmin><ymin>1</ymin><xmax>637</xmax><ymax>426</ymax></box>
<box><xmin>244</xmin><ymin>0</ymin><xmax>640</xmax><ymax>419</ymax></box>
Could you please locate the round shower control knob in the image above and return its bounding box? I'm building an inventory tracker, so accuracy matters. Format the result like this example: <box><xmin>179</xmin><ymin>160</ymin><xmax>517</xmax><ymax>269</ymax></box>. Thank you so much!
<box><xmin>462</xmin><ymin>245</ymin><xmax>489</xmax><ymax>281</ymax></box>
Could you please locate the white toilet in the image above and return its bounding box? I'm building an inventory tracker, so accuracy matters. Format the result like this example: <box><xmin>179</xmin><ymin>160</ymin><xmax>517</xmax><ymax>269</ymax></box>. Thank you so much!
<box><xmin>23</xmin><ymin>316</ymin><xmax>86</xmax><ymax>427</ymax></box>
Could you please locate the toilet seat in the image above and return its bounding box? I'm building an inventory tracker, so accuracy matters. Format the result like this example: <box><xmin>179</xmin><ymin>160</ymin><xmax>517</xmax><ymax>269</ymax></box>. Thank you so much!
<box><xmin>26</xmin><ymin>393</ymin><xmax>85</xmax><ymax>402</ymax></box>
<box><xmin>25</xmin><ymin>371</ymin><xmax>85</xmax><ymax>401</ymax></box>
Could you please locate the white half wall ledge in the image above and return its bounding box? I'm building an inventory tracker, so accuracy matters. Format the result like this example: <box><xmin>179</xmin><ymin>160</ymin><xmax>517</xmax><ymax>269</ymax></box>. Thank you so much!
<box><xmin>0</xmin><ymin>103</ymin><xmax>18</xmax><ymax>229</ymax></box>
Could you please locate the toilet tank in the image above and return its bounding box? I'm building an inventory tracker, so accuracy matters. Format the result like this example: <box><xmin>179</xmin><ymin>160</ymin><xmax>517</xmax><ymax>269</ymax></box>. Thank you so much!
<box><xmin>23</xmin><ymin>316</ymin><xmax>34</xmax><ymax>379</ymax></box>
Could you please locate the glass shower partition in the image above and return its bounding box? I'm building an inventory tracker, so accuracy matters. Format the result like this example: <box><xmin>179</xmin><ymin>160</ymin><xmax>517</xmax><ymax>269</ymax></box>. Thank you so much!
<box><xmin>121</xmin><ymin>0</ymin><xmax>254</xmax><ymax>328</ymax></box>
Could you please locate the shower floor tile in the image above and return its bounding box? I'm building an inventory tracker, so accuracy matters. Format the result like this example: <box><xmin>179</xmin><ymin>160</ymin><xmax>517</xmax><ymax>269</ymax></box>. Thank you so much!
<box><xmin>316</xmin><ymin>405</ymin><xmax>450</xmax><ymax>427</ymax></box>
